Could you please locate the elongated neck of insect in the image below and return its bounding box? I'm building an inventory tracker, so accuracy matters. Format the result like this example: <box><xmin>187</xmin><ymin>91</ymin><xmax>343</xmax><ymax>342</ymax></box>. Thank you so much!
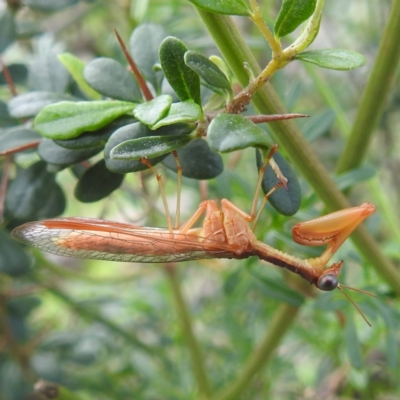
<box><xmin>251</xmin><ymin>240</ymin><xmax>318</xmax><ymax>284</ymax></box>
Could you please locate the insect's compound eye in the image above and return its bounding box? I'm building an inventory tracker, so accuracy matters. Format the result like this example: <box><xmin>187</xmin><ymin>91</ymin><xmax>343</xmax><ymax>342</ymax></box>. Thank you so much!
<box><xmin>317</xmin><ymin>274</ymin><xmax>338</xmax><ymax>291</ymax></box>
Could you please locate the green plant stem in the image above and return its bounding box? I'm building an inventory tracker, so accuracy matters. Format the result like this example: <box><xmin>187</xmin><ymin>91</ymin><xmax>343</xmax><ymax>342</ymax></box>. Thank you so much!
<box><xmin>165</xmin><ymin>265</ymin><xmax>212</xmax><ymax>398</ymax></box>
<box><xmin>195</xmin><ymin>12</ymin><xmax>400</xmax><ymax>290</ymax></box>
<box><xmin>212</xmin><ymin>304</ymin><xmax>300</xmax><ymax>400</ymax></box>
<box><xmin>336</xmin><ymin>0</ymin><xmax>400</xmax><ymax>173</ymax></box>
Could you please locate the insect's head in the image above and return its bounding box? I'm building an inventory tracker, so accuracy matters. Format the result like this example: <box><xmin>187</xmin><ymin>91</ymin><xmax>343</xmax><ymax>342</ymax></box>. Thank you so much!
<box><xmin>316</xmin><ymin>261</ymin><xmax>343</xmax><ymax>291</ymax></box>
<box><xmin>316</xmin><ymin>261</ymin><xmax>376</xmax><ymax>326</ymax></box>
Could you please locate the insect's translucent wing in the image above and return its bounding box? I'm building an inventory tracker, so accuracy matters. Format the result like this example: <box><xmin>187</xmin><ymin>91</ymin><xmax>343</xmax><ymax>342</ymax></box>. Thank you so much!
<box><xmin>11</xmin><ymin>218</ymin><xmax>237</xmax><ymax>263</ymax></box>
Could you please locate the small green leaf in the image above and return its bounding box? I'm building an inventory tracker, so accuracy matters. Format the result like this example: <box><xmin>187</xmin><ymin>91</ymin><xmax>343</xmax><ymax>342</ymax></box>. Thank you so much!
<box><xmin>186</xmin><ymin>0</ymin><xmax>251</xmax><ymax>16</ymax></box>
<box><xmin>0</xmin><ymin>127</ymin><xmax>41</xmax><ymax>155</ymax></box>
<box><xmin>5</xmin><ymin>161</ymin><xmax>66</xmax><ymax>223</ymax></box>
<box><xmin>0</xmin><ymin>64</ymin><xmax>28</xmax><ymax>85</ymax></box>
<box><xmin>8</xmin><ymin>91</ymin><xmax>79</xmax><ymax>119</ymax></box>
<box><xmin>151</xmin><ymin>101</ymin><xmax>201</xmax><ymax>130</ymax></box>
<box><xmin>28</xmin><ymin>38</ymin><xmax>70</xmax><ymax>93</ymax></box>
<box><xmin>0</xmin><ymin>8</ymin><xmax>16</xmax><ymax>53</ymax></box>
<box><xmin>0</xmin><ymin>100</ymin><xmax>17</xmax><ymax>127</ymax></box>
<box><xmin>34</xmin><ymin>100</ymin><xmax>136</xmax><ymax>140</ymax></box>
<box><xmin>209</xmin><ymin>56</ymin><xmax>232</xmax><ymax>84</ymax></box>
<box><xmin>38</xmin><ymin>139</ymin><xmax>101</xmax><ymax>166</ymax></box>
<box><xmin>129</xmin><ymin>23</ymin><xmax>166</xmax><ymax>93</ymax></box>
<box><xmin>133</xmin><ymin>95</ymin><xmax>172</xmax><ymax>126</ymax></box>
<box><xmin>54</xmin><ymin>116</ymin><xmax>135</xmax><ymax>150</ymax></box>
<box><xmin>208</xmin><ymin>114</ymin><xmax>273</xmax><ymax>153</ymax></box>
<box><xmin>111</xmin><ymin>135</ymin><xmax>192</xmax><ymax>160</ymax></box>
<box><xmin>184</xmin><ymin>51</ymin><xmax>231</xmax><ymax>91</ymax></box>
<box><xmin>0</xmin><ymin>230</ymin><xmax>31</xmax><ymax>277</ymax></box>
<box><xmin>256</xmin><ymin>151</ymin><xmax>301</xmax><ymax>216</ymax></box>
<box><xmin>295</xmin><ymin>49</ymin><xmax>366</xmax><ymax>70</ymax></box>
<box><xmin>159</xmin><ymin>37</ymin><xmax>201</xmax><ymax>105</ymax></box>
<box><xmin>58</xmin><ymin>53</ymin><xmax>102</xmax><ymax>100</ymax></box>
<box><xmin>83</xmin><ymin>57</ymin><xmax>142</xmax><ymax>102</ymax></box>
<box><xmin>104</xmin><ymin>122</ymin><xmax>170</xmax><ymax>173</ymax></box>
<box><xmin>162</xmin><ymin>139</ymin><xmax>223</xmax><ymax>180</ymax></box>
<box><xmin>75</xmin><ymin>159</ymin><xmax>125</xmax><ymax>203</ymax></box>
<box><xmin>274</xmin><ymin>0</ymin><xmax>317</xmax><ymax>39</ymax></box>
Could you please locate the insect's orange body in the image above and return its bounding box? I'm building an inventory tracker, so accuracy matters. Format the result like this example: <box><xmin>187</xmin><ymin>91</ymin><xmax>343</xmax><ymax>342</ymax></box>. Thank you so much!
<box><xmin>12</xmin><ymin>198</ymin><xmax>375</xmax><ymax>290</ymax></box>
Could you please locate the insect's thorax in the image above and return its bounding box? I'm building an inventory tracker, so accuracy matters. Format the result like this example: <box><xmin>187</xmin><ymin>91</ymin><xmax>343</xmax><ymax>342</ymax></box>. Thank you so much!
<box><xmin>200</xmin><ymin>200</ymin><xmax>256</xmax><ymax>253</ymax></box>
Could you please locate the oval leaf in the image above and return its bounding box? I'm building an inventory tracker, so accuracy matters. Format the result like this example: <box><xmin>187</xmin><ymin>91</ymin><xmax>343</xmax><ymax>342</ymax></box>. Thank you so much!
<box><xmin>54</xmin><ymin>116</ymin><xmax>135</xmax><ymax>150</ymax></box>
<box><xmin>104</xmin><ymin>122</ymin><xmax>169</xmax><ymax>173</ymax></box>
<box><xmin>208</xmin><ymin>114</ymin><xmax>273</xmax><ymax>153</ymax></box>
<box><xmin>186</xmin><ymin>0</ymin><xmax>251</xmax><ymax>16</ymax></box>
<box><xmin>0</xmin><ymin>8</ymin><xmax>16</xmax><ymax>53</ymax></box>
<box><xmin>5</xmin><ymin>161</ymin><xmax>66</xmax><ymax>223</ymax></box>
<box><xmin>129</xmin><ymin>23</ymin><xmax>167</xmax><ymax>93</ymax></box>
<box><xmin>34</xmin><ymin>100</ymin><xmax>136</xmax><ymax>139</ymax></box>
<box><xmin>83</xmin><ymin>57</ymin><xmax>142</xmax><ymax>102</ymax></box>
<box><xmin>151</xmin><ymin>101</ymin><xmax>201</xmax><ymax>130</ymax></box>
<box><xmin>28</xmin><ymin>38</ymin><xmax>70</xmax><ymax>93</ymax></box>
<box><xmin>111</xmin><ymin>134</ymin><xmax>192</xmax><ymax>160</ymax></box>
<box><xmin>58</xmin><ymin>53</ymin><xmax>102</xmax><ymax>100</ymax></box>
<box><xmin>38</xmin><ymin>139</ymin><xmax>101</xmax><ymax>166</ymax></box>
<box><xmin>159</xmin><ymin>37</ymin><xmax>201</xmax><ymax>105</ymax></box>
<box><xmin>133</xmin><ymin>95</ymin><xmax>172</xmax><ymax>127</ymax></box>
<box><xmin>256</xmin><ymin>150</ymin><xmax>301</xmax><ymax>216</ymax></box>
<box><xmin>163</xmin><ymin>139</ymin><xmax>223</xmax><ymax>180</ymax></box>
<box><xmin>75</xmin><ymin>159</ymin><xmax>125</xmax><ymax>202</ymax></box>
<box><xmin>0</xmin><ymin>100</ymin><xmax>17</xmax><ymax>127</ymax></box>
<box><xmin>295</xmin><ymin>49</ymin><xmax>366</xmax><ymax>70</ymax></box>
<box><xmin>184</xmin><ymin>51</ymin><xmax>231</xmax><ymax>91</ymax></box>
<box><xmin>274</xmin><ymin>0</ymin><xmax>317</xmax><ymax>38</ymax></box>
<box><xmin>0</xmin><ymin>64</ymin><xmax>28</xmax><ymax>86</ymax></box>
<box><xmin>0</xmin><ymin>230</ymin><xmax>31</xmax><ymax>277</ymax></box>
<box><xmin>8</xmin><ymin>91</ymin><xmax>79</xmax><ymax>119</ymax></box>
<box><xmin>0</xmin><ymin>127</ymin><xmax>41</xmax><ymax>155</ymax></box>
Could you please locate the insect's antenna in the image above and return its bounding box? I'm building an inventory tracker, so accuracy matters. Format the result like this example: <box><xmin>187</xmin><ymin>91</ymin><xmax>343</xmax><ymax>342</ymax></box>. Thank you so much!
<box><xmin>339</xmin><ymin>284</ymin><xmax>377</xmax><ymax>298</ymax></box>
<box><xmin>337</xmin><ymin>284</ymin><xmax>373</xmax><ymax>327</ymax></box>
<box><xmin>171</xmin><ymin>150</ymin><xmax>182</xmax><ymax>229</ymax></box>
<box><xmin>140</xmin><ymin>157</ymin><xmax>173</xmax><ymax>233</ymax></box>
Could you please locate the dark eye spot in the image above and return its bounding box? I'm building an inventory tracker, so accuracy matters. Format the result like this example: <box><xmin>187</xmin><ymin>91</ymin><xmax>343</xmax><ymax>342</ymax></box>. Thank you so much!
<box><xmin>317</xmin><ymin>274</ymin><xmax>338</xmax><ymax>291</ymax></box>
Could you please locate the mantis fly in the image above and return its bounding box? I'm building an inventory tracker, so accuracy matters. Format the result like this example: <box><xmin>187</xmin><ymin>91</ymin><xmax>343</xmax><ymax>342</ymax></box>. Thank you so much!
<box><xmin>11</xmin><ymin>146</ymin><xmax>376</xmax><ymax>323</ymax></box>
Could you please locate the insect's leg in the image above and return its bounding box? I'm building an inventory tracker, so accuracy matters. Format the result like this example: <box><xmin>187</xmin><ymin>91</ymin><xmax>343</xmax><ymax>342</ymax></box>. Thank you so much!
<box><xmin>250</xmin><ymin>145</ymin><xmax>278</xmax><ymax>220</ymax></box>
<box><xmin>170</xmin><ymin>151</ymin><xmax>182</xmax><ymax>229</ymax></box>
<box><xmin>250</xmin><ymin>145</ymin><xmax>287</xmax><ymax>230</ymax></box>
<box><xmin>178</xmin><ymin>200</ymin><xmax>219</xmax><ymax>234</ymax></box>
<box><xmin>292</xmin><ymin>203</ymin><xmax>376</xmax><ymax>270</ymax></box>
<box><xmin>252</xmin><ymin>182</ymin><xmax>285</xmax><ymax>230</ymax></box>
<box><xmin>140</xmin><ymin>157</ymin><xmax>173</xmax><ymax>233</ymax></box>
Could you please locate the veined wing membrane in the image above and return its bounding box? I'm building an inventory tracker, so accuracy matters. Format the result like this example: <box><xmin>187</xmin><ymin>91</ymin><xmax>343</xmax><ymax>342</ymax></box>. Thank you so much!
<box><xmin>11</xmin><ymin>218</ymin><xmax>236</xmax><ymax>263</ymax></box>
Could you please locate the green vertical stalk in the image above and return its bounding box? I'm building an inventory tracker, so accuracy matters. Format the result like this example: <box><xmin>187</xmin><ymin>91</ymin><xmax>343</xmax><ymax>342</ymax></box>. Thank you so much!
<box><xmin>336</xmin><ymin>0</ymin><xmax>400</xmax><ymax>173</ymax></box>
<box><xmin>212</xmin><ymin>304</ymin><xmax>300</xmax><ymax>400</ymax></box>
<box><xmin>165</xmin><ymin>266</ymin><xmax>212</xmax><ymax>398</ymax></box>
